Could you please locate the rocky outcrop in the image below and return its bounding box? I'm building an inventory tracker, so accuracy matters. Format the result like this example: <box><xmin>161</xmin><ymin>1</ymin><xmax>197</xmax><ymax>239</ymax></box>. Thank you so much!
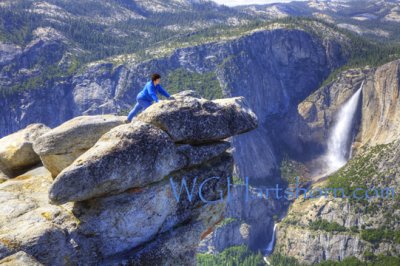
<box><xmin>0</xmin><ymin>92</ymin><xmax>258</xmax><ymax>265</ymax></box>
<box><xmin>33</xmin><ymin>115</ymin><xmax>125</xmax><ymax>177</ymax></box>
<box><xmin>137</xmin><ymin>93</ymin><xmax>258</xmax><ymax>143</ymax></box>
<box><xmin>49</xmin><ymin>120</ymin><xmax>186</xmax><ymax>204</ymax></box>
<box><xmin>49</xmin><ymin>94</ymin><xmax>255</xmax><ymax>204</ymax></box>
<box><xmin>0</xmin><ymin>124</ymin><xmax>50</xmax><ymax>178</ymax></box>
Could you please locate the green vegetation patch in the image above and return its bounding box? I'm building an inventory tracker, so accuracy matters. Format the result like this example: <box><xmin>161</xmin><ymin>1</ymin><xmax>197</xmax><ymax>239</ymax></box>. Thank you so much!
<box><xmin>326</xmin><ymin>143</ymin><xmax>392</xmax><ymax>198</ymax></box>
<box><xmin>309</xmin><ymin>219</ymin><xmax>347</xmax><ymax>233</ymax></box>
<box><xmin>164</xmin><ymin>68</ymin><xmax>223</xmax><ymax>100</ymax></box>
<box><xmin>269</xmin><ymin>253</ymin><xmax>400</xmax><ymax>266</ymax></box>
<box><xmin>268</xmin><ymin>252</ymin><xmax>303</xmax><ymax>266</ymax></box>
<box><xmin>197</xmin><ymin>245</ymin><xmax>264</xmax><ymax>266</ymax></box>
<box><xmin>216</xmin><ymin>217</ymin><xmax>237</xmax><ymax>228</ymax></box>
<box><xmin>360</xmin><ymin>228</ymin><xmax>400</xmax><ymax>244</ymax></box>
<box><xmin>2</xmin><ymin>64</ymin><xmax>67</xmax><ymax>96</ymax></box>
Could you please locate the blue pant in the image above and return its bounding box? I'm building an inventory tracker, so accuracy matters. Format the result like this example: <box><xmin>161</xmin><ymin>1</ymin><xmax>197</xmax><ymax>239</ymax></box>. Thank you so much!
<box><xmin>127</xmin><ymin>98</ymin><xmax>152</xmax><ymax>121</ymax></box>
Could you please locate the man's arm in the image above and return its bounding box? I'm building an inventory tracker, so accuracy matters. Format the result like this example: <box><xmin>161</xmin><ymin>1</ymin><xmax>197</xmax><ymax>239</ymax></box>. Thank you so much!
<box><xmin>149</xmin><ymin>83</ymin><xmax>159</xmax><ymax>102</ymax></box>
<box><xmin>157</xmin><ymin>84</ymin><xmax>171</xmax><ymax>98</ymax></box>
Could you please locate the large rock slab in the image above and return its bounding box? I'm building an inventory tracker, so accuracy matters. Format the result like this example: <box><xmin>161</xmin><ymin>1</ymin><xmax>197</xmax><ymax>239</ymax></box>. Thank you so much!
<box><xmin>0</xmin><ymin>90</ymin><xmax>257</xmax><ymax>265</ymax></box>
<box><xmin>33</xmin><ymin>115</ymin><xmax>125</xmax><ymax>177</ymax></box>
<box><xmin>0</xmin><ymin>167</ymin><xmax>78</xmax><ymax>265</ymax></box>
<box><xmin>0</xmin><ymin>124</ymin><xmax>50</xmax><ymax>178</ymax></box>
<box><xmin>126</xmin><ymin>203</ymin><xmax>226</xmax><ymax>266</ymax></box>
<box><xmin>136</xmin><ymin>91</ymin><xmax>258</xmax><ymax>143</ymax></box>
<box><xmin>122</xmin><ymin>156</ymin><xmax>233</xmax><ymax>265</ymax></box>
<box><xmin>0</xmin><ymin>251</ymin><xmax>43</xmax><ymax>266</ymax></box>
<box><xmin>94</xmin><ymin>152</ymin><xmax>232</xmax><ymax>263</ymax></box>
<box><xmin>72</xmin><ymin>179</ymin><xmax>179</xmax><ymax>257</ymax></box>
<box><xmin>49</xmin><ymin>120</ymin><xmax>186</xmax><ymax>205</ymax></box>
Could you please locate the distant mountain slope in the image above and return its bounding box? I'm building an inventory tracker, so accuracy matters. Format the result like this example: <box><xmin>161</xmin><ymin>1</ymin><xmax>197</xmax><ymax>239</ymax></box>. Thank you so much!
<box><xmin>0</xmin><ymin>0</ymin><xmax>250</xmax><ymax>62</ymax></box>
<box><xmin>237</xmin><ymin>0</ymin><xmax>400</xmax><ymax>42</ymax></box>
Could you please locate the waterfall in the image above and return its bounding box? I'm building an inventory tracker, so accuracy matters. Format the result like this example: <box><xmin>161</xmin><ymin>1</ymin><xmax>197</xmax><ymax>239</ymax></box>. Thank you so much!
<box><xmin>264</xmin><ymin>223</ymin><xmax>277</xmax><ymax>256</ymax></box>
<box><xmin>324</xmin><ymin>81</ymin><xmax>363</xmax><ymax>174</ymax></box>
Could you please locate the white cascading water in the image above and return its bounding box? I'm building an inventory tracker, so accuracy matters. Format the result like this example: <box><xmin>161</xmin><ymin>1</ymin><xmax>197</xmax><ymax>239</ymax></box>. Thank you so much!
<box><xmin>324</xmin><ymin>81</ymin><xmax>364</xmax><ymax>174</ymax></box>
<box><xmin>264</xmin><ymin>223</ymin><xmax>277</xmax><ymax>256</ymax></box>
<box><xmin>263</xmin><ymin>83</ymin><xmax>363</xmax><ymax>263</ymax></box>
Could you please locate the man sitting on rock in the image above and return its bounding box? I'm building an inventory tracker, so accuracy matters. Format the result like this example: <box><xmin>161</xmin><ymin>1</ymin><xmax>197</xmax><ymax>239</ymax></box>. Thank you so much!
<box><xmin>126</xmin><ymin>73</ymin><xmax>173</xmax><ymax>123</ymax></box>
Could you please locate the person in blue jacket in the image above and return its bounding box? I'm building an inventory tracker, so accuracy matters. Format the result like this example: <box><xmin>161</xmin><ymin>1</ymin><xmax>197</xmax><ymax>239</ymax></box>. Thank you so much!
<box><xmin>126</xmin><ymin>73</ymin><xmax>173</xmax><ymax>122</ymax></box>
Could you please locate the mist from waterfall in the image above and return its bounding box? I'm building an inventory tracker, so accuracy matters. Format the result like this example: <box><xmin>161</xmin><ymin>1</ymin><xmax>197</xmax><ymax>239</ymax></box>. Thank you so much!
<box><xmin>324</xmin><ymin>81</ymin><xmax>364</xmax><ymax>174</ymax></box>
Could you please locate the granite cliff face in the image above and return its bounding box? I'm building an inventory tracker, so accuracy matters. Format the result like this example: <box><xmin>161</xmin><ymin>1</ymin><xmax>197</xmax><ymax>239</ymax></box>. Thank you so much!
<box><xmin>358</xmin><ymin>59</ymin><xmax>400</xmax><ymax>147</ymax></box>
<box><xmin>0</xmin><ymin>91</ymin><xmax>258</xmax><ymax>265</ymax></box>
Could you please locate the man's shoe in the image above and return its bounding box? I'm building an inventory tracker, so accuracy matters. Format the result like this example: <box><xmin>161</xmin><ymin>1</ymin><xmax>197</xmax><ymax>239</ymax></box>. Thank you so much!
<box><xmin>124</xmin><ymin>119</ymin><xmax>130</xmax><ymax>124</ymax></box>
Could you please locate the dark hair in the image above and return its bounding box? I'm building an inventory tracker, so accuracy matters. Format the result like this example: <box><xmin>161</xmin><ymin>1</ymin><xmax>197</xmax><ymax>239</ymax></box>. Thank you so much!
<box><xmin>151</xmin><ymin>73</ymin><xmax>161</xmax><ymax>81</ymax></box>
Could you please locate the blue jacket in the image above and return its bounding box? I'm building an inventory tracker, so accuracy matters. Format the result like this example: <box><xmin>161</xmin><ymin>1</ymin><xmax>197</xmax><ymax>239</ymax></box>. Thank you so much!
<box><xmin>137</xmin><ymin>81</ymin><xmax>170</xmax><ymax>103</ymax></box>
